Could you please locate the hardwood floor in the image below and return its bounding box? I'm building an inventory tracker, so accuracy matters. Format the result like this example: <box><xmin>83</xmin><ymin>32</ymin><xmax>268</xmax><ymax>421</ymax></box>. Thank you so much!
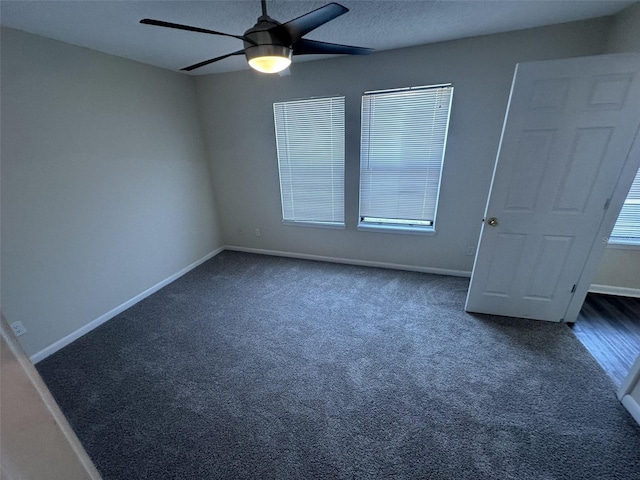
<box><xmin>571</xmin><ymin>293</ymin><xmax>640</xmax><ymax>387</ymax></box>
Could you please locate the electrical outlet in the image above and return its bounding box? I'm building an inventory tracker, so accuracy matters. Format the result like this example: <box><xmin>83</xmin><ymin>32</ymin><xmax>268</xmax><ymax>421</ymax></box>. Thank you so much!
<box><xmin>465</xmin><ymin>245</ymin><xmax>476</xmax><ymax>256</ymax></box>
<box><xmin>10</xmin><ymin>321</ymin><xmax>27</xmax><ymax>337</ymax></box>
<box><xmin>255</xmin><ymin>228</ymin><xmax>261</xmax><ymax>237</ymax></box>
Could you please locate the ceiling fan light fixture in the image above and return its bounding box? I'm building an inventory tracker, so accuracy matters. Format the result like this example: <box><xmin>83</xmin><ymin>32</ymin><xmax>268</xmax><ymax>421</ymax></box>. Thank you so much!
<box><xmin>246</xmin><ymin>45</ymin><xmax>292</xmax><ymax>73</ymax></box>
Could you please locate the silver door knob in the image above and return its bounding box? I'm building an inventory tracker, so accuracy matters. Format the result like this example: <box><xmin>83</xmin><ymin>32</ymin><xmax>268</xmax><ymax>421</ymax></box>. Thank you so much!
<box><xmin>487</xmin><ymin>217</ymin><xmax>499</xmax><ymax>227</ymax></box>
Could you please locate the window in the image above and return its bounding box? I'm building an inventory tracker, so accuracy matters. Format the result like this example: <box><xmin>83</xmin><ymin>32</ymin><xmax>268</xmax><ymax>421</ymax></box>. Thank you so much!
<box><xmin>273</xmin><ymin>96</ymin><xmax>345</xmax><ymax>227</ymax></box>
<box><xmin>359</xmin><ymin>84</ymin><xmax>453</xmax><ymax>233</ymax></box>
<box><xmin>610</xmin><ymin>167</ymin><xmax>640</xmax><ymax>245</ymax></box>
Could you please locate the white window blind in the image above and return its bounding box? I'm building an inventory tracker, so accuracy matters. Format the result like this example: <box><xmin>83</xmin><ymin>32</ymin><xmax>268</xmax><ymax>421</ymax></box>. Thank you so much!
<box><xmin>359</xmin><ymin>84</ymin><xmax>453</xmax><ymax>230</ymax></box>
<box><xmin>610</xmin><ymin>167</ymin><xmax>640</xmax><ymax>244</ymax></box>
<box><xmin>274</xmin><ymin>96</ymin><xmax>345</xmax><ymax>226</ymax></box>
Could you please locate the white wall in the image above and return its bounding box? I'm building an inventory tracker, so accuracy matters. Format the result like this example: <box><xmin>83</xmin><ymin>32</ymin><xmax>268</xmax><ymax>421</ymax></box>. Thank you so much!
<box><xmin>591</xmin><ymin>2</ymin><xmax>640</xmax><ymax>293</ymax></box>
<box><xmin>1</xmin><ymin>28</ymin><xmax>223</xmax><ymax>358</ymax></box>
<box><xmin>195</xmin><ymin>18</ymin><xmax>610</xmax><ymax>273</ymax></box>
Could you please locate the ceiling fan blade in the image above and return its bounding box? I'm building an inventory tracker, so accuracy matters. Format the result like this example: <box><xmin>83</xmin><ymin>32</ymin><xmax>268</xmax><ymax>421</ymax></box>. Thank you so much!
<box><xmin>292</xmin><ymin>38</ymin><xmax>373</xmax><ymax>56</ymax></box>
<box><xmin>140</xmin><ymin>19</ymin><xmax>250</xmax><ymax>43</ymax></box>
<box><xmin>274</xmin><ymin>3</ymin><xmax>348</xmax><ymax>44</ymax></box>
<box><xmin>181</xmin><ymin>50</ymin><xmax>246</xmax><ymax>72</ymax></box>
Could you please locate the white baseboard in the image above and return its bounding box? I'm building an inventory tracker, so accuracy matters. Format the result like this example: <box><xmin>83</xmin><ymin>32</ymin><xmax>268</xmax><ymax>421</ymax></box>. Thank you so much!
<box><xmin>30</xmin><ymin>245</ymin><xmax>474</xmax><ymax>363</ymax></box>
<box><xmin>620</xmin><ymin>395</ymin><xmax>640</xmax><ymax>426</ymax></box>
<box><xmin>30</xmin><ymin>247</ymin><xmax>225</xmax><ymax>364</ymax></box>
<box><xmin>224</xmin><ymin>245</ymin><xmax>472</xmax><ymax>278</ymax></box>
<box><xmin>588</xmin><ymin>284</ymin><xmax>640</xmax><ymax>298</ymax></box>
<box><xmin>29</xmin><ymin>243</ymin><xmax>638</xmax><ymax>364</ymax></box>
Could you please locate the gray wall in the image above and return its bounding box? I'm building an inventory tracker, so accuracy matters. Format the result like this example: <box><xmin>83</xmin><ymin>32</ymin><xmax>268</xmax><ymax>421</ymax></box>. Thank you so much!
<box><xmin>607</xmin><ymin>1</ymin><xmax>640</xmax><ymax>53</ymax></box>
<box><xmin>196</xmin><ymin>18</ymin><xmax>610</xmax><ymax>273</ymax></box>
<box><xmin>1</xmin><ymin>28</ymin><xmax>223</xmax><ymax>357</ymax></box>
<box><xmin>591</xmin><ymin>1</ymin><xmax>640</xmax><ymax>291</ymax></box>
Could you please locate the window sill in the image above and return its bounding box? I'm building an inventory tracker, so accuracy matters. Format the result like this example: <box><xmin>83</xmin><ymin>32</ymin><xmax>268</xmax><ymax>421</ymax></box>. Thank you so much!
<box><xmin>283</xmin><ymin>220</ymin><xmax>346</xmax><ymax>230</ymax></box>
<box><xmin>357</xmin><ymin>223</ymin><xmax>436</xmax><ymax>236</ymax></box>
<box><xmin>606</xmin><ymin>240</ymin><xmax>640</xmax><ymax>250</ymax></box>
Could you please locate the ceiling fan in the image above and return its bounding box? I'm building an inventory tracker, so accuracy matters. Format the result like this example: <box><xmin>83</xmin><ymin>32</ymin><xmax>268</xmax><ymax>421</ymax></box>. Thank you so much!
<box><xmin>140</xmin><ymin>0</ymin><xmax>373</xmax><ymax>74</ymax></box>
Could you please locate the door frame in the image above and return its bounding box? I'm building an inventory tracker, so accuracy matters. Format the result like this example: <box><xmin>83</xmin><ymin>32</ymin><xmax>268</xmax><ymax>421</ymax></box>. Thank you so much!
<box><xmin>617</xmin><ymin>354</ymin><xmax>640</xmax><ymax>425</ymax></box>
<box><xmin>0</xmin><ymin>314</ymin><xmax>102</xmax><ymax>479</ymax></box>
<box><xmin>563</xmin><ymin>124</ymin><xmax>640</xmax><ymax>323</ymax></box>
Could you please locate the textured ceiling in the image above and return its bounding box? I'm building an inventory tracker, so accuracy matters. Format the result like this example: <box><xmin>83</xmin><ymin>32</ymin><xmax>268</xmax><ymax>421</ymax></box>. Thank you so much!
<box><xmin>0</xmin><ymin>1</ymin><xmax>634</xmax><ymax>75</ymax></box>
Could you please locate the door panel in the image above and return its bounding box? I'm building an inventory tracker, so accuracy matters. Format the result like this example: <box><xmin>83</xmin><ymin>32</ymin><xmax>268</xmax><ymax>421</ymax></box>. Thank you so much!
<box><xmin>553</xmin><ymin>127</ymin><xmax>612</xmax><ymax>212</ymax></box>
<box><xmin>483</xmin><ymin>233</ymin><xmax>526</xmax><ymax>296</ymax></box>
<box><xmin>504</xmin><ymin>129</ymin><xmax>555</xmax><ymax>211</ymax></box>
<box><xmin>466</xmin><ymin>53</ymin><xmax>640</xmax><ymax>322</ymax></box>
<box><xmin>525</xmin><ymin>235</ymin><xmax>573</xmax><ymax>300</ymax></box>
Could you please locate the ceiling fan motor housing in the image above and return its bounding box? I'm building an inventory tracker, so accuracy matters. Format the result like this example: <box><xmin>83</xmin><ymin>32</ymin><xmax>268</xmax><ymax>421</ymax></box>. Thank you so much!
<box><xmin>243</xmin><ymin>16</ymin><xmax>293</xmax><ymax>63</ymax></box>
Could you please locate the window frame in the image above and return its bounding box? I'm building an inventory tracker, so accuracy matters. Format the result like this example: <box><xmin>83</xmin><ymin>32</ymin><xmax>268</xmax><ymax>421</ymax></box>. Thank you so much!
<box><xmin>273</xmin><ymin>95</ymin><xmax>346</xmax><ymax>229</ymax></box>
<box><xmin>357</xmin><ymin>84</ymin><xmax>454</xmax><ymax>235</ymax></box>
<box><xmin>608</xmin><ymin>166</ymin><xmax>640</xmax><ymax>248</ymax></box>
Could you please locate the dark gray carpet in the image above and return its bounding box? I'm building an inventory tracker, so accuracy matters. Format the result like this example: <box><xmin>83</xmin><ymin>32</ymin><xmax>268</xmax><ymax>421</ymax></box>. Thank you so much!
<box><xmin>37</xmin><ymin>251</ymin><xmax>640</xmax><ymax>479</ymax></box>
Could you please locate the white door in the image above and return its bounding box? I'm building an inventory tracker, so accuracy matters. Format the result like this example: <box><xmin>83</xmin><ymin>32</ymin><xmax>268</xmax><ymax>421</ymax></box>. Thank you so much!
<box><xmin>466</xmin><ymin>53</ymin><xmax>640</xmax><ymax>322</ymax></box>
